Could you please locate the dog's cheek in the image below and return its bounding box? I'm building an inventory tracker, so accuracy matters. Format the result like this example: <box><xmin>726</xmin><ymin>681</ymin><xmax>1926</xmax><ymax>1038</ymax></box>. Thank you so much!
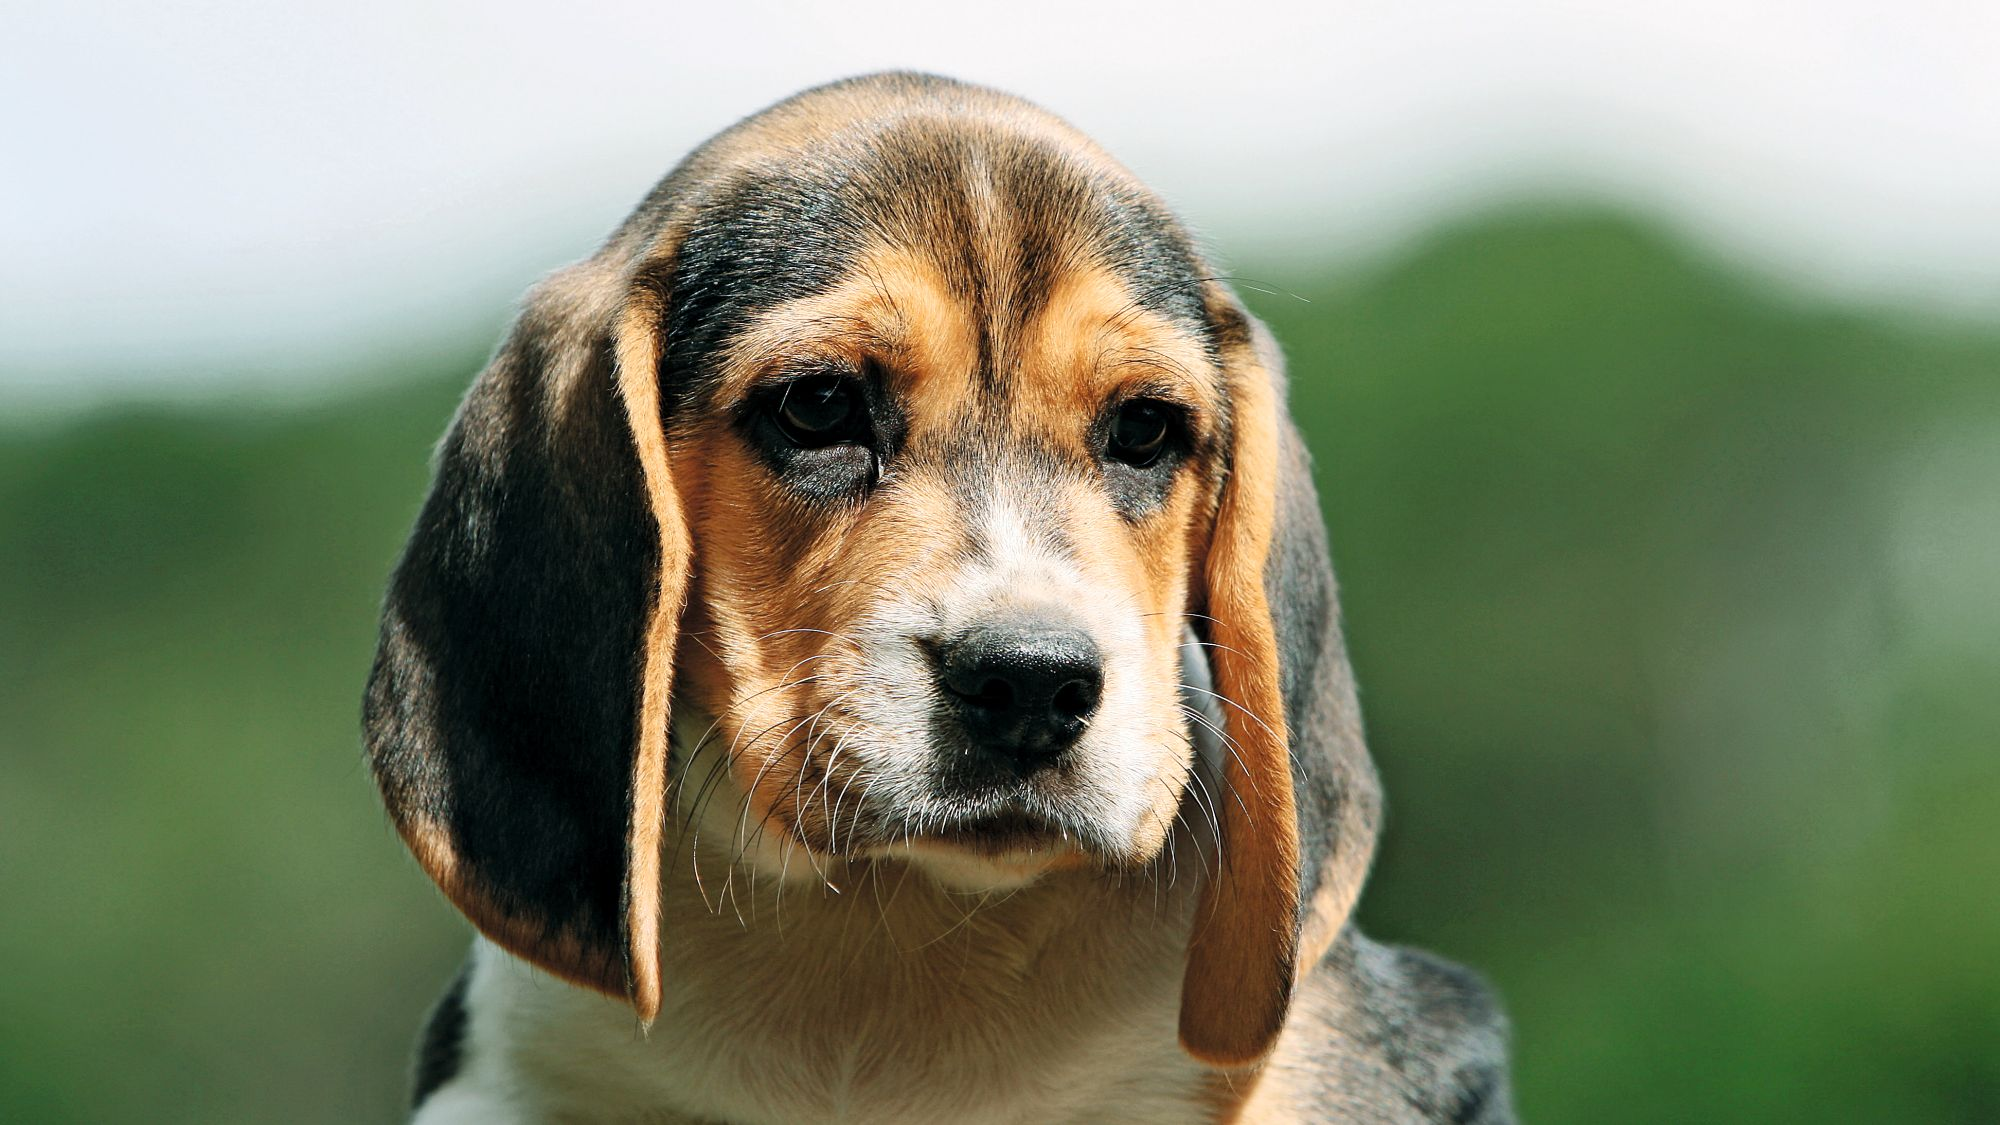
<box><xmin>666</xmin><ymin>433</ymin><xmax>805</xmax><ymax>829</ymax></box>
<box><xmin>1135</xmin><ymin>484</ymin><xmax>1207</xmax><ymax>855</ymax></box>
<box><xmin>667</xmin><ymin>437</ymin><xmax>744</xmax><ymax>727</ymax></box>
<box><xmin>711</xmin><ymin>470</ymin><xmax>943</xmax><ymax>844</ymax></box>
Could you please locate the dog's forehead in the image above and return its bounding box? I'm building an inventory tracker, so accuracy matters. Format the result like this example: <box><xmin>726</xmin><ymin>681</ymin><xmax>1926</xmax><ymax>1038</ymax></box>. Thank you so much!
<box><xmin>655</xmin><ymin>113</ymin><xmax>1220</xmax><ymax>410</ymax></box>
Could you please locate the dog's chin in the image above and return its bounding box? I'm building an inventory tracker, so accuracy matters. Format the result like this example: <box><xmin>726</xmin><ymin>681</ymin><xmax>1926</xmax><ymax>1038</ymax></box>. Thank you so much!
<box><xmin>877</xmin><ymin>812</ymin><xmax>1094</xmax><ymax>893</ymax></box>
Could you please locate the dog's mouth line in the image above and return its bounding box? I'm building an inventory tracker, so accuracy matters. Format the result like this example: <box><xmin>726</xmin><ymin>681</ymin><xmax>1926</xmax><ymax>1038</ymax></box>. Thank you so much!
<box><xmin>915</xmin><ymin>810</ymin><xmax>1081</xmax><ymax>855</ymax></box>
<box><xmin>871</xmin><ymin>793</ymin><xmax>1136</xmax><ymax>862</ymax></box>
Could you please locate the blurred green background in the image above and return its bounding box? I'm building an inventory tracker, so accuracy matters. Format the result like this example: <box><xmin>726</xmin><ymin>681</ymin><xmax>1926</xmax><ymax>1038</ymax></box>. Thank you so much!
<box><xmin>2</xmin><ymin>205</ymin><xmax>1996</xmax><ymax>1123</ymax></box>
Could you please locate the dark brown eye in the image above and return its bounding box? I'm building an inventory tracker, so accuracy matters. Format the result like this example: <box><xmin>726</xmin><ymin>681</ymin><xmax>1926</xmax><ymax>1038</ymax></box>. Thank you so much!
<box><xmin>1107</xmin><ymin>398</ymin><xmax>1175</xmax><ymax>467</ymax></box>
<box><xmin>774</xmin><ymin>375</ymin><xmax>866</xmax><ymax>447</ymax></box>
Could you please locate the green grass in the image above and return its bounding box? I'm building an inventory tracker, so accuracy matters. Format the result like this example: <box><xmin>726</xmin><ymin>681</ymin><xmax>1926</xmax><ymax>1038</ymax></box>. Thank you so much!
<box><xmin>2</xmin><ymin>206</ymin><xmax>1995</xmax><ymax>1123</ymax></box>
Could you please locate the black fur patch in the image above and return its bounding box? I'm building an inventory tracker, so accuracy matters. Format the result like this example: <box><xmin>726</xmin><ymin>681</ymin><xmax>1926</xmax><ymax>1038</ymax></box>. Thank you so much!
<box><xmin>410</xmin><ymin>962</ymin><xmax>472</xmax><ymax>1108</ymax></box>
<box><xmin>364</xmin><ymin>312</ymin><xmax>657</xmax><ymax>977</ymax></box>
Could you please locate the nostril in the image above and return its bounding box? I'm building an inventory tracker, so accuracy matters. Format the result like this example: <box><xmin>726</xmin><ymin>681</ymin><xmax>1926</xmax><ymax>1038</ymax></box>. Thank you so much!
<box><xmin>967</xmin><ymin>676</ymin><xmax>1015</xmax><ymax>712</ymax></box>
<box><xmin>940</xmin><ymin>662</ymin><xmax>1022</xmax><ymax>713</ymax></box>
<box><xmin>1051</xmin><ymin>677</ymin><xmax>1099</xmax><ymax>722</ymax></box>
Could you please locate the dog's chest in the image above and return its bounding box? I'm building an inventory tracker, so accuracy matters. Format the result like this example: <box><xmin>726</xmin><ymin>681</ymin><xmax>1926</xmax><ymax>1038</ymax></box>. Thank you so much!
<box><xmin>467</xmin><ymin>882</ymin><xmax>1217</xmax><ymax>1124</ymax></box>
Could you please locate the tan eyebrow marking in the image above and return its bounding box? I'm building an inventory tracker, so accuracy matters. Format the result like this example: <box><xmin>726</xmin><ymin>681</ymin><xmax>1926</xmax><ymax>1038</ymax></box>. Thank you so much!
<box><xmin>713</xmin><ymin>245</ymin><xmax>977</xmax><ymax>408</ymax></box>
<box><xmin>1006</xmin><ymin>263</ymin><xmax>1224</xmax><ymax>455</ymax></box>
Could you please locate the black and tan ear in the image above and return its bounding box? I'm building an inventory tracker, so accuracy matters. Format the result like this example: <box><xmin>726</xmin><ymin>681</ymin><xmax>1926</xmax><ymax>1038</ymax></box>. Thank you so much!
<box><xmin>1179</xmin><ymin>295</ymin><xmax>1383</xmax><ymax>1068</ymax></box>
<box><xmin>363</xmin><ymin>267</ymin><xmax>690</xmax><ymax>1023</ymax></box>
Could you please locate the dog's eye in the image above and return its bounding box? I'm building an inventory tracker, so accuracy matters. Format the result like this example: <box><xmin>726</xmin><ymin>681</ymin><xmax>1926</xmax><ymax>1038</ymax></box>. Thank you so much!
<box><xmin>1107</xmin><ymin>398</ymin><xmax>1176</xmax><ymax>467</ymax></box>
<box><xmin>773</xmin><ymin>376</ymin><xmax>867</xmax><ymax>447</ymax></box>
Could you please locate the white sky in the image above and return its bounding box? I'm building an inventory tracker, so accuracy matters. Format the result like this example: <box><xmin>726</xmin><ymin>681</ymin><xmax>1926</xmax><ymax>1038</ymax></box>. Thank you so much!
<box><xmin>4</xmin><ymin>0</ymin><xmax>1997</xmax><ymax>403</ymax></box>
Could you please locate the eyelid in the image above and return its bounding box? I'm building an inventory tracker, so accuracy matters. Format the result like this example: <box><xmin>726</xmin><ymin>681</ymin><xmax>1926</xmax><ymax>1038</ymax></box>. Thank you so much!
<box><xmin>1113</xmin><ymin>369</ymin><xmax>1197</xmax><ymax>404</ymax></box>
<box><xmin>1126</xmin><ymin>389</ymin><xmax>1193</xmax><ymax>411</ymax></box>
<box><xmin>729</xmin><ymin>358</ymin><xmax>861</xmax><ymax>414</ymax></box>
<box><xmin>770</xmin><ymin>357</ymin><xmax>860</xmax><ymax>389</ymax></box>
<box><xmin>1117</xmin><ymin>387</ymin><xmax>1202</xmax><ymax>439</ymax></box>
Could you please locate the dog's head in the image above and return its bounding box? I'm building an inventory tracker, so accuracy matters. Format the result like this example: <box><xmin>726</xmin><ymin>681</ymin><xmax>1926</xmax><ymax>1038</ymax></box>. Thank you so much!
<box><xmin>365</xmin><ymin>73</ymin><xmax>1379</xmax><ymax>1068</ymax></box>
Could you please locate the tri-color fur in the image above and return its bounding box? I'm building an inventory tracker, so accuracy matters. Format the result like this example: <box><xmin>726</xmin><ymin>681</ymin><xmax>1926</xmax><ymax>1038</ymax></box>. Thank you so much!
<box><xmin>365</xmin><ymin>72</ymin><xmax>1514</xmax><ymax>1123</ymax></box>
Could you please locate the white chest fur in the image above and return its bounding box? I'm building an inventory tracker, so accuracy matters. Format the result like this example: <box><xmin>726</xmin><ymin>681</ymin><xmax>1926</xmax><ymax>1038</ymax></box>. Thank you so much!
<box><xmin>420</xmin><ymin>861</ymin><xmax>1218</xmax><ymax>1125</ymax></box>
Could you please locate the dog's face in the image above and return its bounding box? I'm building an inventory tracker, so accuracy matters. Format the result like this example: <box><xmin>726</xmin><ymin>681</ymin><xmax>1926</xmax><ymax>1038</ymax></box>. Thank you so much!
<box><xmin>368</xmin><ymin>74</ymin><xmax>1381</xmax><ymax>1068</ymax></box>
<box><xmin>668</xmin><ymin>224</ymin><xmax>1227</xmax><ymax>887</ymax></box>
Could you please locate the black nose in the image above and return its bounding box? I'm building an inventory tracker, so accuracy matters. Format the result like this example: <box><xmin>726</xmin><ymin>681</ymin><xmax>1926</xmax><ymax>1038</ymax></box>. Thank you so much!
<box><xmin>936</xmin><ymin>616</ymin><xmax>1103</xmax><ymax>772</ymax></box>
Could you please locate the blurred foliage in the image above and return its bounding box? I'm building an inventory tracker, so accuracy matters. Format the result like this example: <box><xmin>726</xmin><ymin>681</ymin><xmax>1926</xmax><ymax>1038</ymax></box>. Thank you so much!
<box><xmin>2</xmin><ymin>207</ymin><xmax>1996</xmax><ymax>1123</ymax></box>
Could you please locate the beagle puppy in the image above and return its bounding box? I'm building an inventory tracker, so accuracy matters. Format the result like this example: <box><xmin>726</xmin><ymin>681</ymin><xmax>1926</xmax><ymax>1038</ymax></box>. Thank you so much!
<box><xmin>365</xmin><ymin>72</ymin><xmax>1514</xmax><ymax>1124</ymax></box>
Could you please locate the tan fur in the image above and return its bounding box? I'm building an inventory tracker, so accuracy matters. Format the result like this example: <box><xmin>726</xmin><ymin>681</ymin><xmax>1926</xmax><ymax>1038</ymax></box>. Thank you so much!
<box><xmin>712</xmin><ymin>247</ymin><xmax>982</xmax><ymax>415</ymax></box>
<box><xmin>612</xmin><ymin>294</ymin><xmax>697</xmax><ymax>1023</ymax></box>
<box><xmin>1021</xmin><ymin>266</ymin><xmax>1222</xmax><ymax>447</ymax></box>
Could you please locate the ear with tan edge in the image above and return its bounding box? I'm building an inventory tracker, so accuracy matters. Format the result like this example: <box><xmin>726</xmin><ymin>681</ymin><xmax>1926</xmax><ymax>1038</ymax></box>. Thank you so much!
<box><xmin>1178</xmin><ymin>292</ymin><xmax>1386</xmax><ymax>1069</ymax></box>
<box><xmin>1178</xmin><ymin>295</ymin><xmax>1304</xmax><ymax>1069</ymax></box>
<box><xmin>363</xmin><ymin>269</ymin><xmax>690</xmax><ymax>1023</ymax></box>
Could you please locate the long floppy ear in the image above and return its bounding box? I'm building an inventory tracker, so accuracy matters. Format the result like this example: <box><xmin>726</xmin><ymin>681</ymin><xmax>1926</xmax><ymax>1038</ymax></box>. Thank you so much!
<box><xmin>1179</xmin><ymin>297</ymin><xmax>1383</xmax><ymax>1067</ymax></box>
<box><xmin>363</xmin><ymin>267</ymin><xmax>690</xmax><ymax>1022</ymax></box>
